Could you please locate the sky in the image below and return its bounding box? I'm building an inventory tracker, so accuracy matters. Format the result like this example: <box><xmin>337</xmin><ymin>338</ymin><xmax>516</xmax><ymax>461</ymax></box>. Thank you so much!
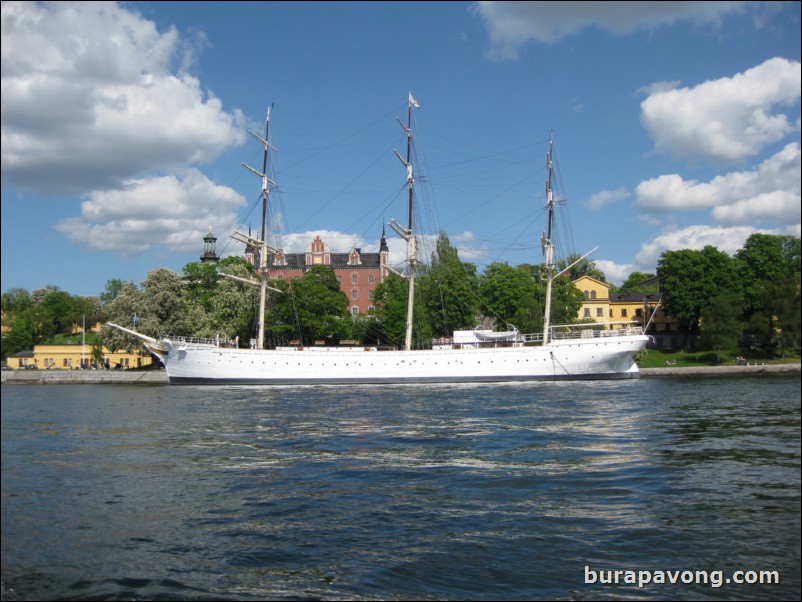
<box><xmin>2</xmin><ymin>1</ymin><xmax>800</xmax><ymax>299</ymax></box>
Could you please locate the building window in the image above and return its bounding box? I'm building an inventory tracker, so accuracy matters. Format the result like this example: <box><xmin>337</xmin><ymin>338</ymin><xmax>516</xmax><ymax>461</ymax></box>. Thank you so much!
<box><xmin>635</xmin><ymin>308</ymin><xmax>643</xmax><ymax>317</ymax></box>
<box><xmin>368</xmin><ymin>275</ymin><xmax>375</xmax><ymax>284</ymax></box>
<box><xmin>583</xmin><ymin>308</ymin><xmax>591</xmax><ymax>317</ymax></box>
<box><xmin>621</xmin><ymin>309</ymin><xmax>628</xmax><ymax>317</ymax></box>
<box><xmin>596</xmin><ymin>308</ymin><xmax>604</xmax><ymax>317</ymax></box>
<box><xmin>590</xmin><ymin>291</ymin><xmax>597</xmax><ymax>300</ymax></box>
<box><xmin>351</xmin><ymin>274</ymin><xmax>358</xmax><ymax>284</ymax></box>
<box><xmin>352</xmin><ymin>290</ymin><xmax>358</xmax><ymax>300</ymax></box>
<box><xmin>368</xmin><ymin>290</ymin><xmax>375</xmax><ymax>300</ymax></box>
<box><xmin>351</xmin><ymin>306</ymin><xmax>359</xmax><ymax>316</ymax></box>
<box><xmin>584</xmin><ymin>290</ymin><xmax>589</xmax><ymax>299</ymax></box>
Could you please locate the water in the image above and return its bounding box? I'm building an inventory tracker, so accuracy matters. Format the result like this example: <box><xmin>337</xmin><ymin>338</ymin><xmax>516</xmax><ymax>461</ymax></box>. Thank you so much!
<box><xmin>2</xmin><ymin>376</ymin><xmax>800</xmax><ymax>601</ymax></box>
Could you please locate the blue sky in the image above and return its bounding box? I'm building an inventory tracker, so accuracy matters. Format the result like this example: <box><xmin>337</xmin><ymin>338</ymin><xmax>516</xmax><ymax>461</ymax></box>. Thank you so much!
<box><xmin>2</xmin><ymin>1</ymin><xmax>800</xmax><ymax>298</ymax></box>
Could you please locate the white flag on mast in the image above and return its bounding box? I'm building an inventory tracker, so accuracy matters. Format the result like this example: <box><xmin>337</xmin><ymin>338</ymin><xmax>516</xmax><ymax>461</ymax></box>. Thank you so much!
<box><xmin>409</xmin><ymin>92</ymin><xmax>420</xmax><ymax>108</ymax></box>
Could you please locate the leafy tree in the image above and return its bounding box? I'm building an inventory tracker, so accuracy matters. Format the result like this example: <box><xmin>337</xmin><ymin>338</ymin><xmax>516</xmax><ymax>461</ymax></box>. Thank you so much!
<box><xmin>1</xmin><ymin>312</ymin><xmax>35</xmax><ymax>358</ymax></box>
<box><xmin>559</xmin><ymin>253</ymin><xmax>606</xmax><ymax>282</ymax></box>
<box><xmin>30</xmin><ymin>285</ymin><xmax>59</xmax><ymax>306</ymax></box>
<box><xmin>479</xmin><ymin>261</ymin><xmax>543</xmax><ymax>332</ymax></box>
<box><xmin>370</xmin><ymin>272</ymin><xmax>409</xmax><ymax>347</ymax></box>
<box><xmin>349</xmin><ymin>313</ymin><xmax>384</xmax><ymax>346</ymax></box>
<box><xmin>90</xmin><ymin>343</ymin><xmax>105</xmax><ymax>368</ymax></box>
<box><xmin>99</xmin><ymin>279</ymin><xmax>128</xmax><ymax>305</ymax></box>
<box><xmin>658</xmin><ymin>246</ymin><xmax>739</xmax><ymax>350</ymax></box>
<box><xmin>619</xmin><ymin>272</ymin><xmax>658</xmax><ymax>293</ymax></box>
<box><xmin>736</xmin><ymin>234</ymin><xmax>801</xmax><ymax>347</ymax></box>
<box><xmin>40</xmin><ymin>290</ymin><xmax>76</xmax><ymax>338</ymax></box>
<box><xmin>699</xmin><ymin>294</ymin><xmax>743</xmax><ymax>361</ymax></box>
<box><xmin>763</xmin><ymin>274</ymin><xmax>801</xmax><ymax>357</ymax></box>
<box><xmin>101</xmin><ymin>282</ymin><xmax>148</xmax><ymax>353</ymax></box>
<box><xmin>183</xmin><ymin>261</ymin><xmax>220</xmax><ymax>311</ymax></box>
<box><xmin>1</xmin><ymin>288</ymin><xmax>33</xmax><ymax>314</ymax></box>
<box><xmin>265</xmin><ymin>266</ymin><xmax>349</xmax><ymax>346</ymax></box>
<box><xmin>550</xmin><ymin>273</ymin><xmax>585</xmax><ymax>326</ymax></box>
<box><xmin>208</xmin><ymin>259</ymin><xmax>259</xmax><ymax>343</ymax></box>
<box><xmin>419</xmin><ymin>231</ymin><xmax>480</xmax><ymax>338</ymax></box>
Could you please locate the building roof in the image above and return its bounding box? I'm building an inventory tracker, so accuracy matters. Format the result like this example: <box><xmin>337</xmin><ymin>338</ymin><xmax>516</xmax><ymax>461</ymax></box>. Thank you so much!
<box><xmin>271</xmin><ymin>251</ymin><xmax>384</xmax><ymax>270</ymax></box>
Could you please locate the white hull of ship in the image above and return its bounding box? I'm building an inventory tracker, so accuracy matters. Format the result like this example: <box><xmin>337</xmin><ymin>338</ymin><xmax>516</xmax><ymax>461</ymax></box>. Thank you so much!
<box><xmin>156</xmin><ymin>335</ymin><xmax>649</xmax><ymax>385</ymax></box>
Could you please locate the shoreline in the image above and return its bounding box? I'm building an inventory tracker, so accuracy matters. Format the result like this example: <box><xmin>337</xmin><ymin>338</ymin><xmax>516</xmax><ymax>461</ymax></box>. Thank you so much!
<box><xmin>2</xmin><ymin>362</ymin><xmax>799</xmax><ymax>384</ymax></box>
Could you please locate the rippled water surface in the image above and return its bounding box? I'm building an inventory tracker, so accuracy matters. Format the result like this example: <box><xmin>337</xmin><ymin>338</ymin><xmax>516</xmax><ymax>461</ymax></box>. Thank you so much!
<box><xmin>2</xmin><ymin>376</ymin><xmax>800</xmax><ymax>600</ymax></box>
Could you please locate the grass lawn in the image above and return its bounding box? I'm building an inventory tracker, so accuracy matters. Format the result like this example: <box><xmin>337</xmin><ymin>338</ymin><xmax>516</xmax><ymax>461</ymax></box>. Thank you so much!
<box><xmin>637</xmin><ymin>346</ymin><xmax>801</xmax><ymax>369</ymax></box>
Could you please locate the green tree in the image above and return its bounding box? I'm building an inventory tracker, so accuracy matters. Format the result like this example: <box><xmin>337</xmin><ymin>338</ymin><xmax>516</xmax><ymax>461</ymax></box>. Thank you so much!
<box><xmin>764</xmin><ymin>274</ymin><xmax>801</xmax><ymax>357</ymax></box>
<box><xmin>1</xmin><ymin>288</ymin><xmax>33</xmax><ymax>314</ymax></box>
<box><xmin>1</xmin><ymin>311</ymin><xmax>36</xmax><ymax>358</ymax></box>
<box><xmin>550</xmin><ymin>273</ymin><xmax>585</xmax><ymax>326</ymax></box>
<box><xmin>370</xmin><ymin>272</ymin><xmax>410</xmax><ymax>347</ymax></box>
<box><xmin>736</xmin><ymin>234</ymin><xmax>801</xmax><ymax>347</ymax></box>
<box><xmin>699</xmin><ymin>294</ymin><xmax>743</xmax><ymax>361</ymax></box>
<box><xmin>99</xmin><ymin>279</ymin><xmax>128</xmax><ymax>305</ymax></box>
<box><xmin>266</xmin><ymin>266</ymin><xmax>349</xmax><ymax>346</ymax></box>
<box><xmin>183</xmin><ymin>261</ymin><xmax>220</xmax><ymax>311</ymax></box>
<box><xmin>101</xmin><ymin>282</ymin><xmax>148</xmax><ymax>353</ymax></box>
<box><xmin>559</xmin><ymin>253</ymin><xmax>607</xmax><ymax>282</ymax></box>
<box><xmin>479</xmin><ymin>261</ymin><xmax>542</xmax><ymax>332</ymax></box>
<box><xmin>208</xmin><ymin>259</ymin><xmax>259</xmax><ymax>343</ymax></box>
<box><xmin>619</xmin><ymin>272</ymin><xmax>658</xmax><ymax>293</ymax></box>
<box><xmin>658</xmin><ymin>246</ymin><xmax>739</xmax><ymax>350</ymax></box>
<box><xmin>419</xmin><ymin>231</ymin><xmax>480</xmax><ymax>338</ymax></box>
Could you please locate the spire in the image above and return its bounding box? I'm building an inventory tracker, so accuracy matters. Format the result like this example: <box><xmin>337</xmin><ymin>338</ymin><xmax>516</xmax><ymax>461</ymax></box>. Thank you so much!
<box><xmin>379</xmin><ymin>224</ymin><xmax>389</xmax><ymax>252</ymax></box>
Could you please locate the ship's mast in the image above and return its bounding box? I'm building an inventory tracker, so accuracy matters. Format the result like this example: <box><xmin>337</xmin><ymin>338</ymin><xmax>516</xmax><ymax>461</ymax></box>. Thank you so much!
<box><xmin>390</xmin><ymin>92</ymin><xmax>420</xmax><ymax>351</ymax></box>
<box><xmin>542</xmin><ymin>131</ymin><xmax>556</xmax><ymax>346</ymax></box>
<box><xmin>236</xmin><ymin>106</ymin><xmax>277</xmax><ymax>350</ymax></box>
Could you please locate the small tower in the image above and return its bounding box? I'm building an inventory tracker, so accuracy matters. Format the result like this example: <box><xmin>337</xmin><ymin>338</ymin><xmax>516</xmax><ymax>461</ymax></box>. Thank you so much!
<box><xmin>200</xmin><ymin>226</ymin><xmax>220</xmax><ymax>263</ymax></box>
<box><xmin>379</xmin><ymin>224</ymin><xmax>390</xmax><ymax>280</ymax></box>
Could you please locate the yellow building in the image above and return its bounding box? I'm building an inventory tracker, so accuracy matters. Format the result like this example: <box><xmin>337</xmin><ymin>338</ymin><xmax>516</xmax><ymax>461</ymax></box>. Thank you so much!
<box><xmin>10</xmin><ymin>343</ymin><xmax>154</xmax><ymax>370</ymax></box>
<box><xmin>573</xmin><ymin>275</ymin><xmax>680</xmax><ymax>348</ymax></box>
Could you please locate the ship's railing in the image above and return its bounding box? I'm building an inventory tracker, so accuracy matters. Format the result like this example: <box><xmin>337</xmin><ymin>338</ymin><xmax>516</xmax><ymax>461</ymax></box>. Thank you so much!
<box><xmin>167</xmin><ymin>334</ymin><xmax>226</xmax><ymax>346</ymax></box>
<box><xmin>522</xmin><ymin>325</ymin><xmax>644</xmax><ymax>344</ymax></box>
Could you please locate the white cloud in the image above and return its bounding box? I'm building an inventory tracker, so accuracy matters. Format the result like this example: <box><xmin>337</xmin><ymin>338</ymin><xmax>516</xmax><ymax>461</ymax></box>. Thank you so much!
<box><xmin>637</xmin><ymin>80</ymin><xmax>682</xmax><ymax>96</ymax></box>
<box><xmin>587</xmin><ymin>187</ymin><xmax>630</xmax><ymax>211</ymax></box>
<box><xmin>640</xmin><ymin>57</ymin><xmax>801</xmax><ymax>165</ymax></box>
<box><xmin>593</xmin><ymin>259</ymin><xmax>637</xmax><ymax>286</ymax></box>
<box><xmin>472</xmin><ymin>1</ymin><xmax>750</xmax><ymax>60</ymax></box>
<box><xmin>635</xmin><ymin>142</ymin><xmax>801</xmax><ymax>227</ymax></box>
<box><xmin>54</xmin><ymin>170</ymin><xmax>245</xmax><ymax>255</ymax></box>
<box><xmin>1</xmin><ymin>1</ymin><xmax>246</xmax><ymax>195</ymax></box>
<box><xmin>633</xmin><ymin>224</ymin><xmax>787</xmax><ymax>269</ymax></box>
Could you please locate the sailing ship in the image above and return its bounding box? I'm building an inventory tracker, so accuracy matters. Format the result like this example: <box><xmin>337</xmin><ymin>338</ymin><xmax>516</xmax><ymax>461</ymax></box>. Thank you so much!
<box><xmin>110</xmin><ymin>95</ymin><xmax>650</xmax><ymax>384</ymax></box>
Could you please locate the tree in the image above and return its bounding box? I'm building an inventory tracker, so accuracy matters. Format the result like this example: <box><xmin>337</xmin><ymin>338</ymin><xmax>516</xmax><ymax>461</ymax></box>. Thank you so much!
<box><xmin>101</xmin><ymin>282</ymin><xmax>148</xmax><ymax>353</ymax></box>
<box><xmin>265</xmin><ymin>266</ymin><xmax>349</xmax><ymax>346</ymax></box>
<box><xmin>619</xmin><ymin>272</ymin><xmax>658</xmax><ymax>293</ymax></box>
<box><xmin>658</xmin><ymin>246</ymin><xmax>739</xmax><ymax>350</ymax></box>
<box><xmin>699</xmin><ymin>294</ymin><xmax>743</xmax><ymax>361</ymax></box>
<box><xmin>208</xmin><ymin>259</ymin><xmax>259</xmax><ymax>343</ymax></box>
<box><xmin>371</xmin><ymin>272</ymin><xmax>410</xmax><ymax>347</ymax></box>
<box><xmin>419</xmin><ymin>231</ymin><xmax>480</xmax><ymax>338</ymax></box>
<box><xmin>559</xmin><ymin>253</ymin><xmax>606</xmax><ymax>282</ymax></box>
<box><xmin>736</xmin><ymin>234</ymin><xmax>801</xmax><ymax>347</ymax></box>
<box><xmin>763</xmin><ymin>274</ymin><xmax>801</xmax><ymax>357</ymax></box>
<box><xmin>183</xmin><ymin>261</ymin><xmax>220</xmax><ymax>312</ymax></box>
<box><xmin>479</xmin><ymin>261</ymin><xmax>542</xmax><ymax>332</ymax></box>
<box><xmin>1</xmin><ymin>288</ymin><xmax>33</xmax><ymax>314</ymax></box>
<box><xmin>99</xmin><ymin>279</ymin><xmax>128</xmax><ymax>305</ymax></box>
<box><xmin>550</xmin><ymin>273</ymin><xmax>585</xmax><ymax>326</ymax></box>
